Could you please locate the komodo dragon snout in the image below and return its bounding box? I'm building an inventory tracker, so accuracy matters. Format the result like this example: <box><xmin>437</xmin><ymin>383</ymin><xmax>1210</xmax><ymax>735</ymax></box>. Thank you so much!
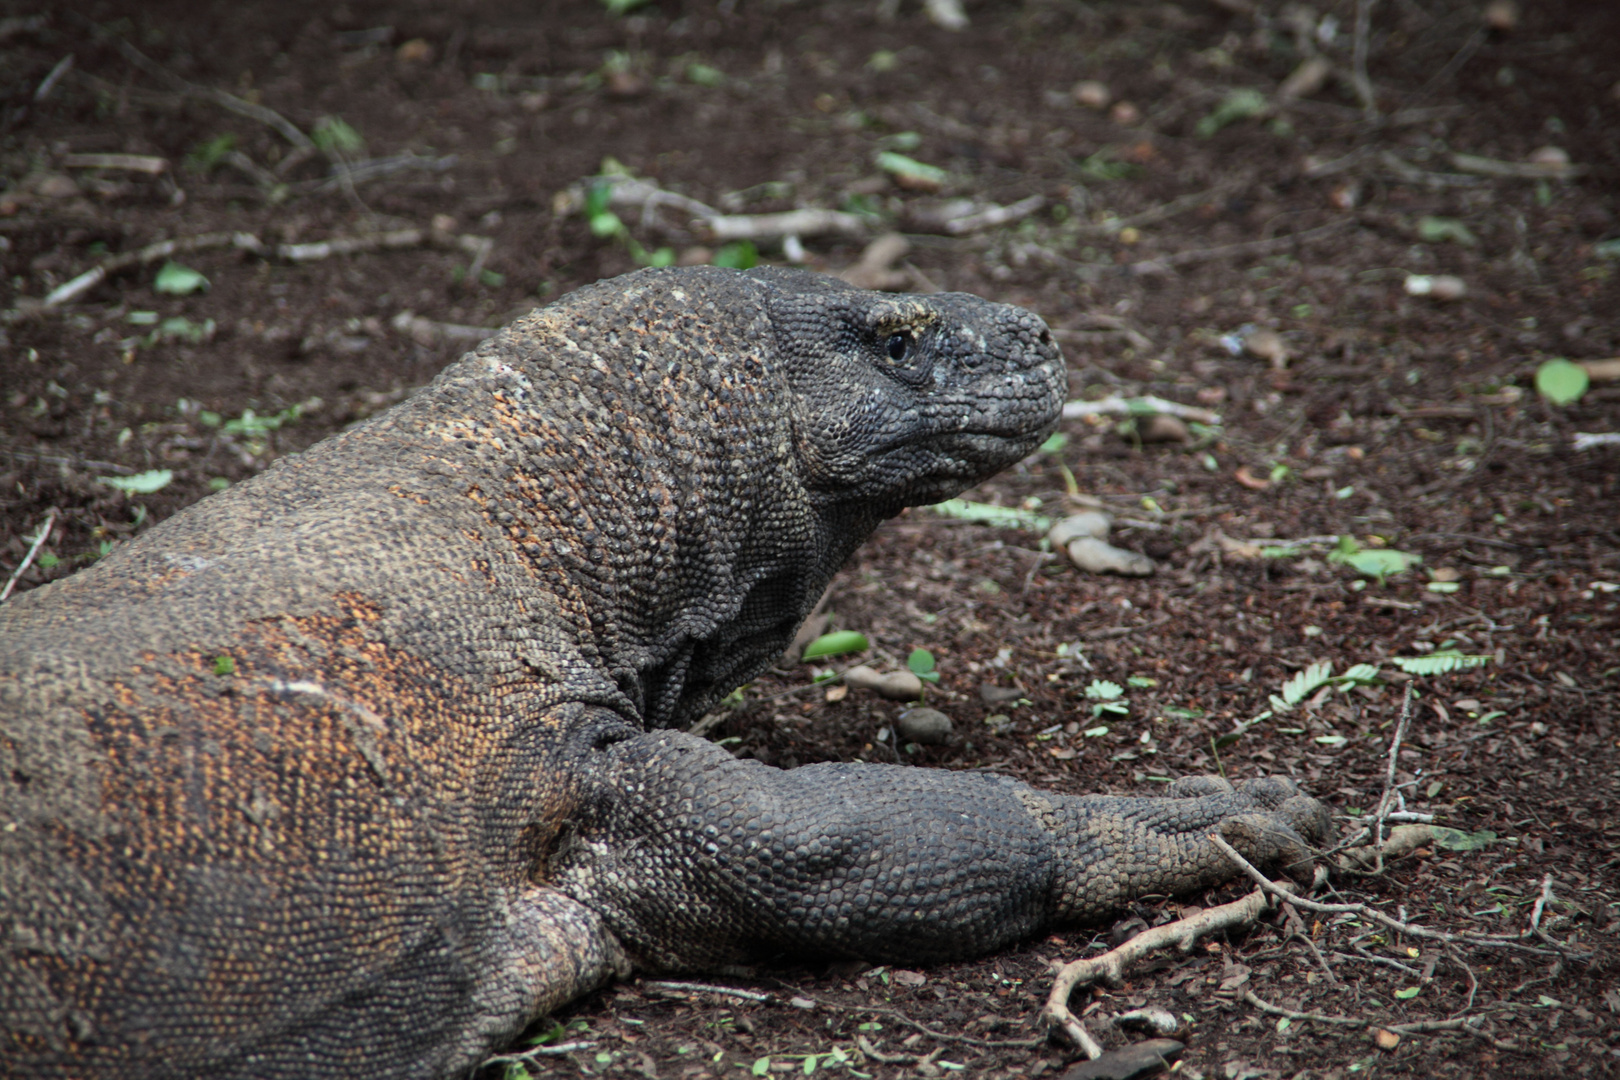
<box><xmin>0</xmin><ymin>266</ymin><xmax>1329</xmax><ymax>1080</ymax></box>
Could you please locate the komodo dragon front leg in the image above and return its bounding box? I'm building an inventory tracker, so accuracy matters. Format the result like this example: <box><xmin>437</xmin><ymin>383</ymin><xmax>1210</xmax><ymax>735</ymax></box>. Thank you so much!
<box><xmin>548</xmin><ymin>727</ymin><xmax>1332</xmax><ymax>973</ymax></box>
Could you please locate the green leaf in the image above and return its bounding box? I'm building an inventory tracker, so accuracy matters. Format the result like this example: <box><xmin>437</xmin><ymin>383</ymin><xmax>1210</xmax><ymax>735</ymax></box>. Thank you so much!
<box><xmin>804</xmin><ymin>1054</ymin><xmax>819</xmax><ymax>1074</ymax></box>
<box><xmin>1327</xmin><ymin>537</ymin><xmax>1421</xmax><ymax>580</ymax></box>
<box><xmin>1212</xmin><ymin>732</ymin><xmax>1243</xmax><ymax>749</ymax></box>
<box><xmin>686</xmin><ymin>62</ymin><xmax>725</xmax><ymax>86</ymax></box>
<box><xmin>1314</xmin><ymin>734</ymin><xmax>1348</xmax><ymax>747</ymax></box>
<box><xmin>159</xmin><ymin>316</ymin><xmax>215</xmax><ymax>343</ymax></box>
<box><xmin>1084</xmin><ymin>679</ymin><xmax>1123</xmax><ymax>701</ymax></box>
<box><xmin>311</xmin><ymin>115</ymin><xmax>364</xmax><ymax>155</ymax></box>
<box><xmin>906</xmin><ymin>648</ymin><xmax>936</xmax><ymax>676</ymax></box>
<box><xmin>1430</xmin><ymin>827</ymin><xmax>1497</xmax><ymax>851</ymax></box>
<box><xmin>126</xmin><ymin>310</ymin><xmax>159</xmax><ymax>325</ymax></box>
<box><xmin>711</xmin><ymin>240</ymin><xmax>758</xmax><ymax>270</ymax></box>
<box><xmin>153</xmin><ymin>262</ymin><xmax>209</xmax><ymax>295</ymax></box>
<box><xmin>1038</xmin><ymin>432</ymin><xmax>1068</xmax><ymax>455</ymax></box>
<box><xmin>1082</xmin><ymin>723</ymin><xmax>1111</xmax><ymax>736</ymax></box>
<box><xmin>752</xmin><ymin>1057</ymin><xmax>772</xmax><ymax>1077</ymax></box>
<box><xmin>1335</xmin><ymin>663</ymin><xmax>1382</xmax><ymax>687</ymax></box>
<box><xmin>1534</xmin><ymin>358</ymin><xmax>1589</xmax><ymax>406</ymax></box>
<box><xmin>1126</xmin><ymin>675</ymin><xmax>1156</xmax><ymax>688</ymax></box>
<box><xmin>1195</xmin><ymin>88</ymin><xmax>1268</xmax><ymax>137</ymax></box>
<box><xmin>1278</xmin><ymin>661</ymin><xmax>1333</xmax><ymax>709</ymax></box>
<box><xmin>874</xmin><ymin>151</ymin><xmax>948</xmax><ymax>187</ymax></box>
<box><xmin>213</xmin><ymin>655</ymin><xmax>236</xmax><ymax>676</ymax></box>
<box><xmin>98</xmin><ymin>468</ymin><xmax>174</xmax><ymax>494</ymax></box>
<box><xmin>1394</xmin><ymin>652</ymin><xmax>1493</xmax><ymax>676</ymax></box>
<box><xmin>588</xmin><ymin>209</ymin><xmax>626</xmax><ymax>238</ymax></box>
<box><xmin>1395</xmin><ymin>986</ymin><xmax>1421</xmax><ymax>1000</ymax></box>
<box><xmin>1416</xmin><ymin>216</ymin><xmax>1479</xmax><ymax>246</ymax></box>
<box><xmin>928</xmin><ymin>498</ymin><xmax>1050</xmax><ymax>533</ymax></box>
<box><xmin>184</xmin><ymin>133</ymin><xmax>236</xmax><ymax>175</ymax></box>
<box><xmin>801</xmin><ymin>631</ymin><xmax>869</xmax><ymax>661</ymax></box>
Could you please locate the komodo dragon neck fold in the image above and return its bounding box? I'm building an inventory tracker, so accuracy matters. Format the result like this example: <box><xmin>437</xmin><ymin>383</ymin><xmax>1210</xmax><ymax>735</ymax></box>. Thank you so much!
<box><xmin>2</xmin><ymin>267</ymin><xmax>1331</xmax><ymax>1080</ymax></box>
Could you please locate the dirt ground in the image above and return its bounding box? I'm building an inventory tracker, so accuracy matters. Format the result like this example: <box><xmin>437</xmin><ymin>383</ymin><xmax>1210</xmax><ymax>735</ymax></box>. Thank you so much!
<box><xmin>3</xmin><ymin>0</ymin><xmax>1618</xmax><ymax>1077</ymax></box>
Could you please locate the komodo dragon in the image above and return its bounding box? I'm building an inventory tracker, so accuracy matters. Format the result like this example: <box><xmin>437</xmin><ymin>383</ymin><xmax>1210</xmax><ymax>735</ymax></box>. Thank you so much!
<box><xmin>1</xmin><ymin>266</ymin><xmax>1330</xmax><ymax>1078</ymax></box>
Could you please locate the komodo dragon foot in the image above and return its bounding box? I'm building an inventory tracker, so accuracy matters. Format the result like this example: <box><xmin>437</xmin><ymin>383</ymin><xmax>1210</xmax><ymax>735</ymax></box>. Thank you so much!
<box><xmin>550</xmin><ymin>728</ymin><xmax>1334</xmax><ymax>971</ymax></box>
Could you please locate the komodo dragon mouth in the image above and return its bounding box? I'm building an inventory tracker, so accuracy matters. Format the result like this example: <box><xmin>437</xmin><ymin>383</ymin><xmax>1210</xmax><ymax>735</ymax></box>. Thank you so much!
<box><xmin>0</xmin><ymin>265</ymin><xmax>1330</xmax><ymax>1080</ymax></box>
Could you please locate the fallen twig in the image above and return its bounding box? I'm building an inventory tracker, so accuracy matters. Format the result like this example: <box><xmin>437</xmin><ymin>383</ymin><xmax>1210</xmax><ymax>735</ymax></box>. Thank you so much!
<box><xmin>855</xmin><ymin>1034</ymin><xmax>942</xmax><ymax>1067</ymax></box>
<box><xmin>107</xmin><ymin>36</ymin><xmax>315</xmax><ymax>152</ymax></box>
<box><xmin>62</xmin><ymin>153</ymin><xmax>167</xmax><ymax>175</ymax></box>
<box><xmin>1126</xmin><ymin>219</ymin><xmax>1353</xmax><ymax>275</ymax></box>
<box><xmin>390</xmin><ymin>310</ymin><xmax>497</xmax><ymax>346</ymax></box>
<box><xmin>641</xmin><ymin>980</ymin><xmax>774</xmax><ymax>1004</ymax></box>
<box><xmin>40</xmin><ymin>226</ymin><xmax>491</xmax><ymax>308</ymax></box>
<box><xmin>1062</xmin><ymin>395</ymin><xmax>1222</xmax><ymax>426</ymax></box>
<box><xmin>1041</xmin><ymin>887</ymin><xmax>1274</xmax><ymax>1056</ymax></box>
<box><xmin>942</xmin><ymin>194</ymin><xmax>1046</xmax><ymax>235</ymax></box>
<box><xmin>1351</xmin><ymin>0</ymin><xmax>1379</xmax><ymax>120</ymax></box>
<box><xmin>600</xmin><ymin>175</ymin><xmax>866</xmax><ymax>242</ymax></box>
<box><xmin>1209</xmin><ymin>834</ymin><xmax>1581</xmax><ymax>959</ymax></box>
<box><xmin>1449</xmin><ymin>152</ymin><xmax>1587</xmax><ymax>181</ymax></box>
<box><xmin>0</xmin><ymin>510</ymin><xmax>57</xmax><ymax>604</ymax></box>
<box><xmin>1242</xmin><ymin>990</ymin><xmax>1515</xmax><ymax>1049</ymax></box>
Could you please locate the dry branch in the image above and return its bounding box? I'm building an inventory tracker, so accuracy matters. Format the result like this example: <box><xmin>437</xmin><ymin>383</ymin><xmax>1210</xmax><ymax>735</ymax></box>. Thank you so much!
<box><xmin>0</xmin><ymin>510</ymin><xmax>57</xmax><ymax>604</ymax></box>
<box><xmin>1209</xmin><ymin>834</ymin><xmax>1581</xmax><ymax>960</ymax></box>
<box><xmin>1041</xmin><ymin>887</ymin><xmax>1274</xmax><ymax>1056</ymax></box>
<box><xmin>40</xmin><ymin>226</ymin><xmax>492</xmax><ymax>309</ymax></box>
<box><xmin>1062</xmin><ymin>396</ymin><xmax>1222</xmax><ymax>426</ymax></box>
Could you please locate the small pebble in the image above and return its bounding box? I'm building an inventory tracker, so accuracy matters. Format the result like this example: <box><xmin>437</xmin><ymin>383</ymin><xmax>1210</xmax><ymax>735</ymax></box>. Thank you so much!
<box><xmin>896</xmin><ymin>707</ymin><xmax>953</xmax><ymax>745</ymax></box>
<box><xmin>1404</xmin><ymin>274</ymin><xmax>1467</xmax><ymax>301</ymax></box>
<box><xmin>1138</xmin><ymin>414</ymin><xmax>1191</xmax><ymax>445</ymax></box>
<box><xmin>1072</xmin><ymin>80</ymin><xmax>1112</xmax><ymax>110</ymax></box>
<box><xmin>1528</xmin><ymin>145</ymin><xmax>1569</xmax><ymax>167</ymax></box>
<box><xmin>843</xmin><ymin>665</ymin><xmax>923</xmax><ymax>701</ymax></box>
<box><xmin>1483</xmin><ymin>0</ymin><xmax>1518</xmax><ymax>31</ymax></box>
<box><xmin>1067</xmin><ymin>536</ymin><xmax>1155</xmax><ymax>577</ymax></box>
<box><xmin>1049</xmin><ymin>511</ymin><xmax>1112</xmax><ymax>547</ymax></box>
<box><xmin>977</xmin><ymin>684</ymin><xmax>1025</xmax><ymax>705</ymax></box>
<box><xmin>1243</xmin><ymin>327</ymin><xmax>1290</xmax><ymax>369</ymax></box>
<box><xmin>1109</xmin><ymin>101</ymin><xmax>1140</xmax><ymax>125</ymax></box>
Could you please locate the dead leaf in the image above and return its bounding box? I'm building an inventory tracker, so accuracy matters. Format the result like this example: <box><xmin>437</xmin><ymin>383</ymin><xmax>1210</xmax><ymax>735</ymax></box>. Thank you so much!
<box><xmin>890</xmin><ymin>969</ymin><xmax>927</xmax><ymax>987</ymax></box>
<box><xmin>1233</xmin><ymin>466</ymin><xmax>1271</xmax><ymax>491</ymax></box>
<box><xmin>825</xmin><ymin>683</ymin><xmax>849</xmax><ymax>703</ymax></box>
<box><xmin>1048</xmin><ymin>746</ymin><xmax>1077</xmax><ymax>760</ymax></box>
<box><xmin>1374</xmin><ymin>1028</ymin><xmax>1401</xmax><ymax>1050</ymax></box>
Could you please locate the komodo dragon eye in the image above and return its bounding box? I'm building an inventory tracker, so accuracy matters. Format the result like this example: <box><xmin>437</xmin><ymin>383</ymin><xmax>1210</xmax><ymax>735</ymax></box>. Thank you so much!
<box><xmin>885</xmin><ymin>331</ymin><xmax>914</xmax><ymax>363</ymax></box>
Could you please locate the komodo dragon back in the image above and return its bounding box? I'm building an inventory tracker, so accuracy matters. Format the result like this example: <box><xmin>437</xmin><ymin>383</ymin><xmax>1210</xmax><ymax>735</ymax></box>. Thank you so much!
<box><xmin>1</xmin><ymin>266</ymin><xmax>1330</xmax><ymax>1079</ymax></box>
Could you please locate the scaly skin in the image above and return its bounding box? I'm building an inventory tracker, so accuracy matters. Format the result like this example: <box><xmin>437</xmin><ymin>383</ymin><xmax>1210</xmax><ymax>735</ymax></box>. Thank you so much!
<box><xmin>0</xmin><ymin>267</ymin><xmax>1327</xmax><ymax>1080</ymax></box>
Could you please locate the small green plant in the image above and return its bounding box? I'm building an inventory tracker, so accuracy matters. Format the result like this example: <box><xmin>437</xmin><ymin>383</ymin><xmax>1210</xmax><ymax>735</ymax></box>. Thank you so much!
<box><xmin>928</xmin><ymin>498</ymin><xmax>1050</xmax><ymax>532</ymax></box>
<box><xmin>1394</xmin><ymin>651</ymin><xmax>1492</xmax><ymax>676</ymax></box>
<box><xmin>874</xmin><ymin>151</ymin><xmax>947</xmax><ymax>188</ymax></box>
<box><xmin>1084</xmin><ymin>679</ymin><xmax>1127</xmax><ymax>719</ymax></box>
<box><xmin>1196</xmin><ymin>88</ymin><xmax>1268</xmax><ymax>136</ymax></box>
<box><xmin>185</xmin><ymin>133</ymin><xmax>236</xmax><ymax>175</ymax></box>
<box><xmin>213</xmin><ymin>655</ymin><xmax>236</xmax><ymax>676</ymax></box>
<box><xmin>1534</xmin><ymin>358</ymin><xmax>1588</xmax><ymax>406</ymax></box>
<box><xmin>98</xmin><ymin>469</ymin><xmax>174</xmax><ymax>494</ymax></box>
<box><xmin>1416</xmin><ymin>216</ymin><xmax>1479</xmax><ymax>246</ymax></box>
<box><xmin>907</xmin><ymin>648</ymin><xmax>940</xmax><ymax>684</ymax></box>
<box><xmin>153</xmin><ymin>262</ymin><xmax>209</xmax><ymax>296</ymax></box>
<box><xmin>711</xmin><ymin>240</ymin><xmax>757</xmax><ymax>269</ymax></box>
<box><xmin>311</xmin><ymin>115</ymin><xmax>364</xmax><ymax>155</ymax></box>
<box><xmin>1328</xmin><ymin>535</ymin><xmax>1421</xmax><ymax>582</ymax></box>
<box><xmin>584</xmin><ymin>177</ymin><xmax>674</xmax><ymax>268</ymax></box>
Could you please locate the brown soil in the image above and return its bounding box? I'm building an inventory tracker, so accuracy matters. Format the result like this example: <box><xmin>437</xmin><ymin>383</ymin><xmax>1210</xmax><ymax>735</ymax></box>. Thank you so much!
<box><xmin>3</xmin><ymin>1</ymin><xmax>1617</xmax><ymax>1078</ymax></box>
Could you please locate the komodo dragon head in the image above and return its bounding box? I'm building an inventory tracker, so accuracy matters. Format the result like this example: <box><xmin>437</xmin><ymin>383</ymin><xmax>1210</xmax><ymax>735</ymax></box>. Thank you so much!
<box><xmin>0</xmin><ymin>267</ymin><xmax>1072</xmax><ymax>1078</ymax></box>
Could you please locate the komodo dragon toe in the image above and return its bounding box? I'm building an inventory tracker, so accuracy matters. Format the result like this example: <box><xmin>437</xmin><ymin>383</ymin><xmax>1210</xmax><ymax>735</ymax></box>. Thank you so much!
<box><xmin>1</xmin><ymin>266</ymin><xmax>1327</xmax><ymax>1080</ymax></box>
